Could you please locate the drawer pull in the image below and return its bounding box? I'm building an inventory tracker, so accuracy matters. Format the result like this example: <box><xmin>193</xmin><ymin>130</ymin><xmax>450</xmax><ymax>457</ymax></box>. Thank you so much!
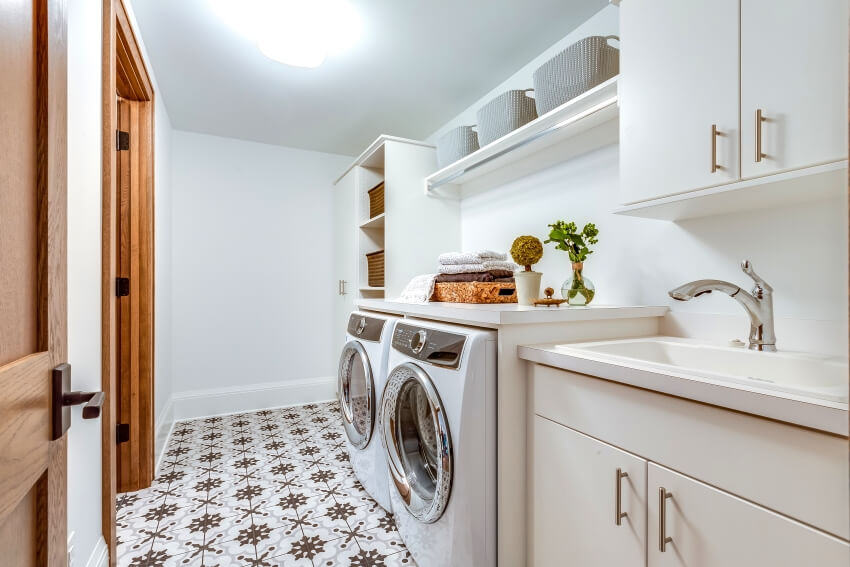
<box><xmin>711</xmin><ymin>124</ymin><xmax>725</xmax><ymax>173</ymax></box>
<box><xmin>755</xmin><ymin>108</ymin><xmax>767</xmax><ymax>162</ymax></box>
<box><xmin>615</xmin><ymin>468</ymin><xmax>629</xmax><ymax>526</ymax></box>
<box><xmin>659</xmin><ymin>487</ymin><xmax>674</xmax><ymax>552</ymax></box>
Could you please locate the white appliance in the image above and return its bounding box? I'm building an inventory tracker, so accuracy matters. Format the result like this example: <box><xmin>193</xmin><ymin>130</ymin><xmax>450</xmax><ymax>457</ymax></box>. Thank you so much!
<box><xmin>381</xmin><ymin>320</ymin><xmax>497</xmax><ymax>567</ymax></box>
<box><xmin>338</xmin><ymin>311</ymin><xmax>400</xmax><ymax>511</ymax></box>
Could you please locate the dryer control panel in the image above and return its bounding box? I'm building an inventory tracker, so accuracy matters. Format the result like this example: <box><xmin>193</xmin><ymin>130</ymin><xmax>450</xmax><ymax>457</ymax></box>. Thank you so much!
<box><xmin>347</xmin><ymin>314</ymin><xmax>386</xmax><ymax>342</ymax></box>
<box><xmin>392</xmin><ymin>323</ymin><xmax>466</xmax><ymax>369</ymax></box>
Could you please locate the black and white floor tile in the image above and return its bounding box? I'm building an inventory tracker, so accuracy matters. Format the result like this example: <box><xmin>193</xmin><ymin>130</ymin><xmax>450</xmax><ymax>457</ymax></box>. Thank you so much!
<box><xmin>116</xmin><ymin>402</ymin><xmax>416</xmax><ymax>567</ymax></box>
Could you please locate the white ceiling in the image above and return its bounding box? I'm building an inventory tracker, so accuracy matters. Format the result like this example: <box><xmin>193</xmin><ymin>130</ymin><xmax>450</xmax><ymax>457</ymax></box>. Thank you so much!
<box><xmin>132</xmin><ymin>0</ymin><xmax>608</xmax><ymax>156</ymax></box>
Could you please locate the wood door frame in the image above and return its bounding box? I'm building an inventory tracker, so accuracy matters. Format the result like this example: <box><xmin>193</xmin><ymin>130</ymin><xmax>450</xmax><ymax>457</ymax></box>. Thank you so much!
<box><xmin>101</xmin><ymin>0</ymin><xmax>155</xmax><ymax>562</ymax></box>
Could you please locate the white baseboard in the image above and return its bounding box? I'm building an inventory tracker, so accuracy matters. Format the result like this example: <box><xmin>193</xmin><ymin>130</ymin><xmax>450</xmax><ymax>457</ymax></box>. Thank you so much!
<box><xmin>170</xmin><ymin>376</ymin><xmax>337</xmax><ymax>421</ymax></box>
<box><xmin>85</xmin><ymin>536</ymin><xmax>108</xmax><ymax>567</ymax></box>
<box><xmin>154</xmin><ymin>397</ymin><xmax>175</xmax><ymax>474</ymax></box>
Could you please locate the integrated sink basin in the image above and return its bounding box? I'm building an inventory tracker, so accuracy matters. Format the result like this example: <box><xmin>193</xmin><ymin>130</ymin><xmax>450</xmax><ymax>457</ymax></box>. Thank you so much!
<box><xmin>554</xmin><ymin>337</ymin><xmax>849</xmax><ymax>403</ymax></box>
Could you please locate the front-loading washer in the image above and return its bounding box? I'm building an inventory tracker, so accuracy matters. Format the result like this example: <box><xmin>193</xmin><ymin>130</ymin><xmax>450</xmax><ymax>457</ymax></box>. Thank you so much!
<box><xmin>337</xmin><ymin>310</ymin><xmax>401</xmax><ymax>511</ymax></box>
<box><xmin>381</xmin><ymin>319</ymin><xmax>497</xmax><ymax>567</ymax></box>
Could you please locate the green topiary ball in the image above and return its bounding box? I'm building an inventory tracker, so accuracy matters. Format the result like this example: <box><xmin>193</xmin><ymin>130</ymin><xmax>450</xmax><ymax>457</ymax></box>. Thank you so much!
<box><xmin>510</xmin><ymin>235</ymin><xmax>544</xmax><ymax>271</ymax></box>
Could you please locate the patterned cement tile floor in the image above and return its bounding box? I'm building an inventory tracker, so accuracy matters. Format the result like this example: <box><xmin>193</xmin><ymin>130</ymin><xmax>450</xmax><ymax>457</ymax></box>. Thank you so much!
<box><xmin>116</xmin><ymin>402</ymin><xmax>416</xmax><ymax>567</ymax></box>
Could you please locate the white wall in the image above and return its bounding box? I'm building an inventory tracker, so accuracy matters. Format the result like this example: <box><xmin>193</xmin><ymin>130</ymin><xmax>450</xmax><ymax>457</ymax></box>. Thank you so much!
<box><xmin>170</xmin><ymin>131</ymin><xmax>351</xmax><ymax>418</ymax></box>
<box><xmin>427</xmin><ymin>4</ymin><xmax>848</xmax><ymax>356</ymax></box>
<box><xmin>67</xmin><ymin>0</ymin><xmax>105</xmax><ymax>564</ymax></box>
<box><xmin>66</xmin><ymin>0</ymin><xmax>175</xmax><ymax>563</ymax></box>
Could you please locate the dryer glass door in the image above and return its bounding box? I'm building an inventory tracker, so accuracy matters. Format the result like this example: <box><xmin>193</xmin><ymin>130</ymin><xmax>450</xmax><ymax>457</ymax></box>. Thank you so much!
<box><xmin>338</xmin><ymin>340</ymin><xmax>375</xmax><ymax>449</ymax></box>
<box><xmin>383</xmin><ymin>362</ymin><xmax>453</xmax><ymax>524</ymax></box>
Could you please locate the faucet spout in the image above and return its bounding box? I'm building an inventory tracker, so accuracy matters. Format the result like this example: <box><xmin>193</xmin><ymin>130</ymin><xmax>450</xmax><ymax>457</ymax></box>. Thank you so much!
<box><xmin>667</xmin><ymin>261</ymin><xmax>776</xmax><ymax>352</ymax></box>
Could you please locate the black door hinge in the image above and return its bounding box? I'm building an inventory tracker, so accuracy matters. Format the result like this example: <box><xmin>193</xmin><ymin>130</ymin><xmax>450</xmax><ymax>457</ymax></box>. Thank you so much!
<box><xmin>116</xmin><ymin>277</ymin><xmax>130</xmax><ymax>297</ymax></box>
<box><xmin>116</xmin><ymin>130</ymin><xmax>130</xmax><ymax>151</ymax></box>
<box><xmin>117</xmin><ymin>423</ymin><xmax>130</xmax><ymax>444</ymax></box>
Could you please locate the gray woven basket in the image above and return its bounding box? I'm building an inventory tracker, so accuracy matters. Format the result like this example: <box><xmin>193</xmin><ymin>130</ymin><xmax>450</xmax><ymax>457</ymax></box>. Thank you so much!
<box><xmin>476</xmin><ymin>89</ymin><xmax>538</xmax><ymax>146</ymax></box>
<box><xmin>533</xmin><ymin>35</ymin><xmax>619</xmax><ymax>116</ymax></box>
<box><xmin>436</xmin><ymin>125</ymin><xmax>480</xmax><ymax>169</ymax></box>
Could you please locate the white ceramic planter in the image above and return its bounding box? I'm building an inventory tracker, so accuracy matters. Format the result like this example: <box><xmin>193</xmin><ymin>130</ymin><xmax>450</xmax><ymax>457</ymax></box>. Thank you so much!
<box><xmin>514</xmin><ymin>270</ymin><xmax>542</xmax><ymax>306</ymax></box>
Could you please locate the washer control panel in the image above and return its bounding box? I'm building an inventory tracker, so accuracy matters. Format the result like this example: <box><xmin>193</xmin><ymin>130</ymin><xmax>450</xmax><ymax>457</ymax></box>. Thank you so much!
<box><xmin>392</xmin><ymin>323</ymin><xmax>466</xmax><ymax>369</ymax></box>
<box><xmin>347</xmin><ymin>314</ymin><xmax>386</xmax><ymax>342</ymax></box>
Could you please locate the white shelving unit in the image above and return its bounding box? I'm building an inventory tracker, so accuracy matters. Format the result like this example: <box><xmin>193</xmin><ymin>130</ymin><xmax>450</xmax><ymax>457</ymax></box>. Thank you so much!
<box><xmin>615</xmin><ymin>160</ymin><xmax>847</xmax><ymax>221</ymax></box>
<box><xmin>425</xmin><ymin>77</ymin><xmax>619</xmax><ymax>198</ymax></box>
<box><xmin>359</xmin><ymin>212</ymin><xmax>385</xmax><ymax>229</ymax></box>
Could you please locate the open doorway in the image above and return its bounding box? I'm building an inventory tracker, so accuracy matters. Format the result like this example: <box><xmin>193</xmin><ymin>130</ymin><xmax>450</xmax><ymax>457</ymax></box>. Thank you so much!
<box><xmin>101</xmin><ymin>0</ymin><xmax>156</xmax><ymax>561</ymax></box>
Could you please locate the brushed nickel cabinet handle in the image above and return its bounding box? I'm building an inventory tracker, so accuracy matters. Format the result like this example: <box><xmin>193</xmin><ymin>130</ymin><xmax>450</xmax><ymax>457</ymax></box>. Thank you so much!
<box><xmin>711</xmin><ymin>124</ymin><xmax>725</xmax><ymax>173</ymax></box>
<box><xmin>615</xmin><ymin>468</ymin><xmax>629</xmax><ymax>526</ymax></box>
<box><xmin>755</xmin><ymin>109</ymin><xmax>766</xmax><ymax>162</ymax></box>
<box><xmin>659</xmin><ymin>487</ymin><xmax>673</xmax><ymax>552</ymax></box>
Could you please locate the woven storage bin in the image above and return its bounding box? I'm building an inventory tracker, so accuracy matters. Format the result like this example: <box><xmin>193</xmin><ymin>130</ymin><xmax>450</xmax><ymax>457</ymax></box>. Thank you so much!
<box><xmin>366</xmin><ymin>250</ymin><xmax>385</xmax><ymax>288</ymax></box>
<box><xmin>476</xmin><ymin>89</ymin><xmax>538</xmax><ymax>146</ymax></box>
<box><xmin>367</xmin><ymin>182</ymin><xmax>385</xmax><ymax>219</ymax></box>
<box><xmin>431</xmin><ymin>282</ymin><xmax>517</xmax><ymax>304</ymax></box>
<box><xmin>533</xmin><ymin>35</ymin><xmax>619</xmax><ymax>116</ymax></box>
<box><xmin>436</xmin><ymin>125</ymin><xmax>480</xmax><ymax>169</ymax></box>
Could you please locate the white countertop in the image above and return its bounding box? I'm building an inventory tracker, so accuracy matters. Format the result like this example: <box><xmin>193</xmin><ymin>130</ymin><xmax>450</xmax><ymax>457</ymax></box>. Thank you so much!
<box><xmin>518</xmin><ymin>342</ymin><xmax>848</xmax><ymax>436</ymax></box>
<box><xmin>356</xmin><ymin>299</ymin><xmax>668</xmax><ymax>327</ymax></box>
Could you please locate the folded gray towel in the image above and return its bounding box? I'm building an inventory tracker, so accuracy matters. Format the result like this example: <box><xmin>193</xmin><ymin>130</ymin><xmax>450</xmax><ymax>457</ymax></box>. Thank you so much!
<box><xmin>435</xmin><ymin>272</ymin><xmax>494</xmax><ymax>283</ymax></box>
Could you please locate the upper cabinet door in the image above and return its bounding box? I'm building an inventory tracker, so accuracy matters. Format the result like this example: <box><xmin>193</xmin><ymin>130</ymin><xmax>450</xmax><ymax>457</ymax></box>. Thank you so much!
<box><xmin>532</xmin><ymin>417</ymin><xmax>647</xmax><ymax>566</ymax></box>
<box><xmin>620</xmin><ymin>0</ymin><xmax>740</xmax><ymax>204</ymax></box>
<box><xmin>648</xmin><ymin>463</ymin><xmax>850</xmax><ymax>567</ymax></box>
<box><xmin>741</xmin><ymin>0</ymin><xmax>849</xmax><ymax>178</ymax></box>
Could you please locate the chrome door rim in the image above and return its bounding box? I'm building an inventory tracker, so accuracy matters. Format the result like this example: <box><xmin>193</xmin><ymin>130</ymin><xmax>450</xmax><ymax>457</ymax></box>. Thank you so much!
<box><xmin>382</xmin><ymin>362</ymin><xmax>452</xmax><ymax>523</ymax></box>
<box><xmin>338</xmin><ymin>340</ymin><xmax>374</xmax><ymax>450</ymax></box>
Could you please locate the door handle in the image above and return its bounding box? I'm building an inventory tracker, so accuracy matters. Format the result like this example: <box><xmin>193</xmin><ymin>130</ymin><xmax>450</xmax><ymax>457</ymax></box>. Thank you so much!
<box><xmin>52</xmin><ymin>363</ymin><xmax>105</xmax><ymax>440</ymax></box>
<box><xmin>711</xmin><ymin>124</ymin><xmax>725</xmax><ymax>173</ymax></box>
<box><xmin>659</xmin><ymin>487</ymin><xmax>674</xmax><ymax>552</ymax></box>
<box><xmin>615</xmin><ymin>468</ymin><xmax>629</xmax><ymax>526</ymax></box>
<box><xmin>755</xmin><ymin>108</ymin><xmax>767</xmax><ymax>162</ymax></box>
<box><xmin>339</xmin><ymin>280</ymin><xmax>348</xmax><ymax>296</ymax></box>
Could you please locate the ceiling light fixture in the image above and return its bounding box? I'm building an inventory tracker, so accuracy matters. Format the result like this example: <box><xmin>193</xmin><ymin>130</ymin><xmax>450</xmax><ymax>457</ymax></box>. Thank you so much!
<box><xmin>212</xmin><ymin>0</ymin><xmax>361</xmax><ymax>68</ymax></box>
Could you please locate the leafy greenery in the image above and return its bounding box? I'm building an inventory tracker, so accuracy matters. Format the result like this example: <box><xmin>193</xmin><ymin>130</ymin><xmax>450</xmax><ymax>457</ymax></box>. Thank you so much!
<box><xmin>545</xmin><ymin>220</ymin><xmax>599</xmax><ymax>263</ymax></box>
<box><xmin>510</xmin><ymin>235</ymin><xmax>544</xmax><ymax>271</ymax></box>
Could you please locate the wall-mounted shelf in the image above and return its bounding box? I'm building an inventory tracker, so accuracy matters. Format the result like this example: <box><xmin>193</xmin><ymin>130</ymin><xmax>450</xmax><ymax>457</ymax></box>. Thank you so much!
<box><xmin>360</xmin><ymin>212</ymin><xmax>385</xmax><ymax>229</ymax></box>
<box><xmin>614</xmin><ymin>160</ymin><xmax>847</xmax><ymax>221</ymax></box>
<box><xmin>425</xmin><ymin>77</ymin><xmax>619</xmax><ymax>197</ymax></box>
<box><xmin>360</xmin><ymin>286</ymin><xmax>385</xmax><ymax>292</ymax></box>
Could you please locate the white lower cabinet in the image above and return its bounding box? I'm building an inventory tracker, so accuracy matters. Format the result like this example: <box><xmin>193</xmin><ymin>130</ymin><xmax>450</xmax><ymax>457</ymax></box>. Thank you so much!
<box><xmin>532</xmin><ymin>416</ymin><xmax>647</xmax><ymax>566</ymax></box>
<box><xmin>648</xmin><ymin>463</ymin><xmax>849</xmax><ymax>567</ymax></box>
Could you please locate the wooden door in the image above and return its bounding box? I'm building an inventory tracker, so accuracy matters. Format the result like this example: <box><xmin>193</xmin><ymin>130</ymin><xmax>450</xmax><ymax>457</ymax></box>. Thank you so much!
<box><xmin>115</xmin><ymin>98</ymin><xmax>155</xmax><ymax>493</ymax></box>
<box><xmin>333</xmin><ymin>169</ymin><xmax>357</xmax><ymax>358</ymax></box>
<box><xmin>619</xmin><ymin>0</ymin><xmax>740</xmax><ymax>204</ymax></box>
<box><xmin>0</xmin><ymin>0</ymin><xmax>69</xmax><ymax>565</ymax></box>
<box><xmin>647</xmin><ymin>463</ymin><xmax>849</xmax><ymax>567</ymax></box>
<box><xmin>741</xmin><ymin>0</ymin><xmax>849</xmax><ymax>179</ymax></box>
<box><xmin>532</xmin><ymin>417</ymin><xmax>647</xmax><ymax>566</ymax></box>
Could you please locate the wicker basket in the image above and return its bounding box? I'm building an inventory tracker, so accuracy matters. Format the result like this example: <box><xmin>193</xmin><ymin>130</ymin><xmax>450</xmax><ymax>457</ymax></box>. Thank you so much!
<box><xmin>431</xmin><ymin>282</ymin><xmax>517</xmax><ymax>304</ymax></box>
<box><xmin>476</xmin><ymin>89</ymin><xmax>538</xmax><ymax>146</ymax></box>
<box><xmin>436</xmin><ymin>125</ymin><xmax>480</xmax><ymax>169</ymax></box>
<box><xmin>533</xmin><ymin>35</ymin><xmax>619</xmax><ymax>116</ymax></box>
<box><xmin>367</xmin><ymin>182</ymin><xmax>385</xmax><ymax>219</ymax></box>
<box><xmin>365</xmin><ymin>250</ymin><xmax>385</xmax><ymax>288</ymax></box>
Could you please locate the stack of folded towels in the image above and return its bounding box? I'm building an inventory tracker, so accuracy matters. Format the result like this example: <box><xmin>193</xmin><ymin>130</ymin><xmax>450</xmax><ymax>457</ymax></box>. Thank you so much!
<box><xmin>435</xmin><ymin>250</ymin><xmax>518</xmax><ymax>283</ymax></box>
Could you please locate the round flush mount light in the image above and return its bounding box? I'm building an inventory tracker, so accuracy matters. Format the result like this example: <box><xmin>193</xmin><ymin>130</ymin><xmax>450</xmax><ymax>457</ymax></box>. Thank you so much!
<box><xmin>211</xmin><ymin>0</ymin><xmax>361</xmax><ymax>68</ymax></box>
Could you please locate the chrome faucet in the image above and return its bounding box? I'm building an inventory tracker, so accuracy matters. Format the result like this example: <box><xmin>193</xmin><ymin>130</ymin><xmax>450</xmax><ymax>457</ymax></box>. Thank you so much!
<box><xmin>668</xmin><ymin>260</ymin><xmax>776</xmax><ymax>352</ymax></box>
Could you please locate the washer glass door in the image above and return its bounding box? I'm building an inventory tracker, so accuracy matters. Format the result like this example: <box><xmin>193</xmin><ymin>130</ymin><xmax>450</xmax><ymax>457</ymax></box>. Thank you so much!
<box><xmin>382</xmin><ymin>362</ymin><xmax>452</xmax><ymax>523</ymax></box>
<box><xmin>338</xmin><ymin>341</ymin><xmax>375</xmax><ymax>449</ymax></box>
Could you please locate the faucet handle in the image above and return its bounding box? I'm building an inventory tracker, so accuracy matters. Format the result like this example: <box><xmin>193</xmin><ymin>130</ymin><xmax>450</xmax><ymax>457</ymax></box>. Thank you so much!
<box><xmin>740</xmin><ymin>260</ymin><xmax>773</xmax><ymax>294</ymax></box>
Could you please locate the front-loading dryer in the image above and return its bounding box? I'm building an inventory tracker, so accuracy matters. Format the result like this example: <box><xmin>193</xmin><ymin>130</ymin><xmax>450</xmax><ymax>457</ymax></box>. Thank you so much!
<box><xmin>381</xmin><ymin>319</ymin><xmax>497</xmax><ymax>567</ymax></box>
<box><xmin>337</xmin><ymin>310</ymin><xmax>400</xmax><ymax>511</ymax></box>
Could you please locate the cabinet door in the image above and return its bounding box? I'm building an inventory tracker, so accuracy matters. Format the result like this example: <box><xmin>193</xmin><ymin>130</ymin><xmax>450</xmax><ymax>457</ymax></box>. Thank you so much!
<box><xmin>332</xmin><ymin>170</ymin><xmax>356</xmax><ymax>358</ymax></box>
<box><xmin>620</xmin><ymin>0</ymin><xmax>740</xmax><ymax>204</ymax></box>
<box><xmin>648</xmin><ymin>463</ymin><xmax>849</xmax><ymax>567</ymax></box>
<box><xmin>532</xmin><ymin>417</ymin><xmax>647</xmax><ymax>566</ymax></box>
<box><xmin>741</xmin><ymin>0</ymin><xmax>848</xmax><ymax>178</ymax></box>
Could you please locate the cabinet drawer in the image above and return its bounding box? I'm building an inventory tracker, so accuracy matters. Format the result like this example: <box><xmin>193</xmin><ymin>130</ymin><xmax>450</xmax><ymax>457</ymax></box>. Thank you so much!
<box><xmin>531</xmin><ymin>364</ymin><xmax>849</xmax><ymax>539</ymax></box>
<box><xmin>648</xmin><ymin>463</ymin><xmax>849</xmax><ymax>566</ymax></box>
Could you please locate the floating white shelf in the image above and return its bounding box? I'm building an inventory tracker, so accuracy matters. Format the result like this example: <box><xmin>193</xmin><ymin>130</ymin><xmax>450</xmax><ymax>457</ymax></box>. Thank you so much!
<box><xmin>425</xmin><ymin>77</ymin><xmax>620</xmax><ymax>197</ymax></box>
<box><xmin>614</xmin><ymin>160</ymin><xmax>847</xmax><ymax>221</ymax></box>
<box><xmin>360</xmin><ymin>286</ymin><xmax>385</xmax><ymax>292</ymax></box>
<box><xmin>359</xmin><ymin>213</ymin><xmax>385</xmax><ymax>229</ymax></box>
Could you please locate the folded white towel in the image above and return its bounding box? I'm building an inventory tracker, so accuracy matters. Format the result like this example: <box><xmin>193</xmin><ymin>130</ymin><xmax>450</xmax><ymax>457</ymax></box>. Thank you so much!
<box><xmin>438</xmin><ymin>250</ymin><xmax>507</xmax><ymax>265</ymax></box>
<box><xmin>437</xmin><ymin>260</ymin><xmax>519</xmax><ymax>275</ymax></box>
<box><xmin>396</xmin><ymin>274</ymin><xmax>437</xmax><ymax>304</ymax></box>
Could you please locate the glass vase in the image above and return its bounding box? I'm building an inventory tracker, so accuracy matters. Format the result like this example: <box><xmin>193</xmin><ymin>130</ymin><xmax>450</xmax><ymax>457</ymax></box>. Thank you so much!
<box><xmin>561</xmin><ymin>262</ymin><xmax>595</xmax><ymax>305</ymax></box>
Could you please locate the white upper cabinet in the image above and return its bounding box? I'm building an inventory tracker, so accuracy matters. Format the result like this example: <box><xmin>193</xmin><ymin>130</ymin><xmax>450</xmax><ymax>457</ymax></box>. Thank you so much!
<box><xmin>740</xmin><ymin>0</ymin><xmax>849</xmax><ymax>178</ymax></box>
<box><xmin>620</xmin><ymin>0</ymin><xmax>740</xmax><ymax>204</ymax></box>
